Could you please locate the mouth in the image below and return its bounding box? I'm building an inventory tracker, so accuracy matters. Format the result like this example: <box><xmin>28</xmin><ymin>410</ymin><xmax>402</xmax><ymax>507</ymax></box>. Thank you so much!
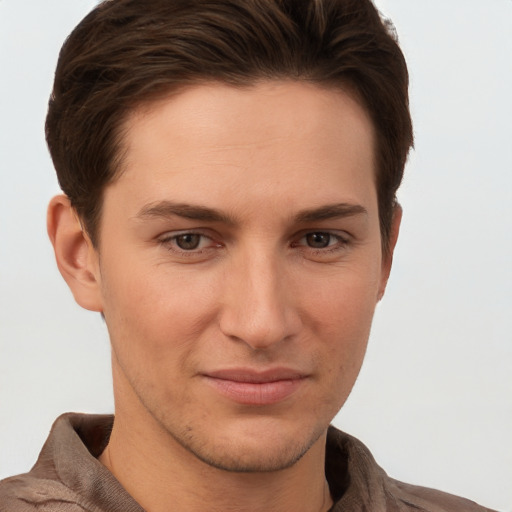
<box><xmin>201</xmin><ymin>368</ymin><xmax>308</xmax><ymax>406</ymax></box>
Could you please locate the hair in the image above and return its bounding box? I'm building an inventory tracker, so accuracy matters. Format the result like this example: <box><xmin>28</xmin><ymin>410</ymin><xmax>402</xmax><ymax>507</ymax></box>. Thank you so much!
<box><xmin>46</xmin><ymin>0</ymin><xmax>413</xmax><ymax>252</ymax></box>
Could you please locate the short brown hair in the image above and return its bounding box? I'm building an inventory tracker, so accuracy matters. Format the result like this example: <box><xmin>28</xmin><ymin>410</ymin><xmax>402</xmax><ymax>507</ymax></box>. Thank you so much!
<box><xmin>46</xmin><ymin>0</ymin><xmax>413</xmax><ymax>251</ymax></box>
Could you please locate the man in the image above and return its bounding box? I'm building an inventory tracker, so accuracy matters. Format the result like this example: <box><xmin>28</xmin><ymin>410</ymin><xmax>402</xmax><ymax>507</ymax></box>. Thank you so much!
<box><xmin>0</xmin><ymin>0</ymin><xmax>497</xmax><ymax>511</ymax></box>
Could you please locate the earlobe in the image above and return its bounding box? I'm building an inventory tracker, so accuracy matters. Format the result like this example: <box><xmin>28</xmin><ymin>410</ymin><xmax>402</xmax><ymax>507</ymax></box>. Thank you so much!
<box><xmin>47</xmin><ymin>195</ymin><xmax>103</xmax><ymax>312</ymax></box>
<box><xmin>377</xmin><ymin>204</ymin><xmax>402</xmax><ymax>301</ymax></box>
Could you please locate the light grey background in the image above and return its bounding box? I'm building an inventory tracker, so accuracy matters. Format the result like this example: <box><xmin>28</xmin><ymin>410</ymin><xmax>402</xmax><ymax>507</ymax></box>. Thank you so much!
<box><xmin>0</xmin><ymin>1</ymin><xmax>511</xmax><ymax>510</ymax></box>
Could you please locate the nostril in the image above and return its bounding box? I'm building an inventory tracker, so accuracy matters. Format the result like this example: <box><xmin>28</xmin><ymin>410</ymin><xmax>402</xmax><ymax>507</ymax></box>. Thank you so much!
<box><xmin>219</xmin><ymin>299</ymin><xmax>301</xmax><ymax>351</ymax></box>
<box><xmin>217</xmin><ymin>256</ymin><xmax>301</xmax><ymax>349</ymax></box>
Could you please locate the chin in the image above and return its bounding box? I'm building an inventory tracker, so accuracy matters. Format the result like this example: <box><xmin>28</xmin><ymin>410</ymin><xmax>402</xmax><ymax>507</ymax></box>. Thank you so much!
<box><xmin>182</xmin><ymin>438</ymin><xmax>316</xmax><ymax>473</ymax></box>
<box><xmin>169</xmin><ymin>416</ymin><xmax>327</xmax><ymax>473</ymax></box>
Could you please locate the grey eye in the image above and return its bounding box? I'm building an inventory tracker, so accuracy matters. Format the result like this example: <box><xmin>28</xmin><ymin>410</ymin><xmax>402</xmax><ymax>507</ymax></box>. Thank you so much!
<box><xmin>306</xmin><ymin>232</ymin><xmax>331</xmax><ymax>248</ymax></box>
<box><xmin>176</xmin><ymin>233</ymin><xmax>201</xmax><ymax>250</ymax></box>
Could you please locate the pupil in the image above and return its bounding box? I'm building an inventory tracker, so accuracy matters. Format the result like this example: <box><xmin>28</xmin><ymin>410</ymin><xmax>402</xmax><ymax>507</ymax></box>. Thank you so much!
<box><xmin>307</xmin><ymin>232</ymin><xmax>330</xmax><ymax>248</ymax></box>
<box><xmin>177</xmin><ymin>234</ymin><xmax>201</xmax><ymax>250</ymax></box>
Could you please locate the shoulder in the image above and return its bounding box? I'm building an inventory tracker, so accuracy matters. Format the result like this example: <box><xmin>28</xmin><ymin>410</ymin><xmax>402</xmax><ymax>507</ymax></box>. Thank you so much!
<box><xmin>0</xmin><ymin>472</ymin><xmax>91</xmax><ymax>512</ymax></box>
<box><xmin>386</xmin><ymin>477</ymin><xmax>497</xmax><ymax>512</ymax></box>
<box><xmin>326</xmin><ymin>426</ymin><xmax>497</xmax><ymax>512</ymax></box>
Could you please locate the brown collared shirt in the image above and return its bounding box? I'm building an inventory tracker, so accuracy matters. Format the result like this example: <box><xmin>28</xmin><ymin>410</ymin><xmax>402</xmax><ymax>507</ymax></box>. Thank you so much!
<box><xmin>0</xmin><ymin>413</ymin><xmax>496</xmax><ymax>511</ymax></box>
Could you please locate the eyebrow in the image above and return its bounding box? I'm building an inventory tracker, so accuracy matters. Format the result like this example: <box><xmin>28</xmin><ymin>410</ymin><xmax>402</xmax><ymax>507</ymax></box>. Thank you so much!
<box><xmin>135</xmin><ymin>200</ymin><xmax>367</xmax><ymax>224</ymax></box>
<box><xmin>135</xmin><ymin>201</ymin><xmax>235</xmax><ymax>224</ymax></box>
<box><xmin>294</xmin><ymin>203</ymin><xmax>368</xmax><ymax>223</ymax></box>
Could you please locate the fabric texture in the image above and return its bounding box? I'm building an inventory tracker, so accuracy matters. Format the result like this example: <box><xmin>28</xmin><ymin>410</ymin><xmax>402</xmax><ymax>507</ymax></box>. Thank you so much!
<box><xmin>0</xmin><ymin>413</ymin><xmax>496</xmax><ymax>511</ymax></box>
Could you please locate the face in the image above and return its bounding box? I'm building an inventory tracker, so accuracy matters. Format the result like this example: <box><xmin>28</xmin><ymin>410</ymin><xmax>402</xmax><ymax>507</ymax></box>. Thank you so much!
<box><xmin>92</xmin><ymin>81</ymin><xmax>394</xmax><ymax>471</ymax></box>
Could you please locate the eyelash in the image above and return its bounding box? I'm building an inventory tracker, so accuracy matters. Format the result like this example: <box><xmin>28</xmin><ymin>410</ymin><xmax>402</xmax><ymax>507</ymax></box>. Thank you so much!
<box><xmin>157</xmin><ymin>230</ymin><xmax>351</xmax><ymax>259</ymax></box>
<box><xmin>158</xmin><ymin>231</ymin><xmax>221</xmax><ymax>257</ymax></box>
<box><xmin>292</xmin><ymin>232</ymin><xmax>350</xmax><ymax>254</ymax></box>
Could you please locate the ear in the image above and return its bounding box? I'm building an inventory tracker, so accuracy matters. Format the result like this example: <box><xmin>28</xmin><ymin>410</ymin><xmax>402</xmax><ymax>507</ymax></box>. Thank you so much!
<box><xmin>377</xmin><ymin>203</ymin><xmax>402</xmax><ymax>301</ymax></box>
<box><xmin>47</xmin><ymin>195</ymin><xmax>103</xmax><ymax>312</ymax></box>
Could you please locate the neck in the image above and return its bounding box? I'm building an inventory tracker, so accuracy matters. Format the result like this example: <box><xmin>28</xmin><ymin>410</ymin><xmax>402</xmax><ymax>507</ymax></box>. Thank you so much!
<box><xmin>100</xmin><ymin>384</ymin><xmax>333</xmax><ymax>512</ymax></box>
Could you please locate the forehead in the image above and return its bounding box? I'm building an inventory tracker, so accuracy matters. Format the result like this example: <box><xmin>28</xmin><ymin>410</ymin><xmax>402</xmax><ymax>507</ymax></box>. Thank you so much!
<box><xmin>108</xmin><ymin>81</ymin><xmax>377</xmax><ymax>219</ymax></box>
<box><xmin>125</xmin><ymin>81</ymin><xmax>374</xmax><ymax>156</ymax></box>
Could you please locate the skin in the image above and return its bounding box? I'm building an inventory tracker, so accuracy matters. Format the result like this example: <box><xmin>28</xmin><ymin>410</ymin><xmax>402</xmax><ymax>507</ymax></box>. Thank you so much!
<box><xmin>48</xmin><ymin>81</ymin><xmax>400</xmax><ymax>512</ymax></box>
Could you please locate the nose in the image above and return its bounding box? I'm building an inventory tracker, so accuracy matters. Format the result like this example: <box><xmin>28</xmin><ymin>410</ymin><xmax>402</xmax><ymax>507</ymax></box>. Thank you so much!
<box><xmin>218</xmin><ymin>249</ymin><xmax>301</xmax><ymax>351</ymax></box>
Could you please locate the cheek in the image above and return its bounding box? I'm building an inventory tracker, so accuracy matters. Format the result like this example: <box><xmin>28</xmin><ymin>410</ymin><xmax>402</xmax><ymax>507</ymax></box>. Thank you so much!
<box><xmin>100</xmin><ymin>260</ymin><xmax>203</xmax><ymax>358</ymax></box>
<box><xmin>302</xmin><ymin>262</ymin><xmax>380</xmax><ymax>333</ymax></box>
<box><xmin>319</xmin><ymin>296</ymin><xmax>373</xmax><ymax>379</ymax></box>
<box><xmin>299</xmin><ymin>265</ymin><xmax>380</xmax><ymax>385</ymax></box>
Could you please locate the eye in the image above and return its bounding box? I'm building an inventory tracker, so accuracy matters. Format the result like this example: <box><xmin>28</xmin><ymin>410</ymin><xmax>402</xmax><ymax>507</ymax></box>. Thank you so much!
<box><xmin>158</xmin><ymin>231</ymin><xmax>219</xmax><ymax>255</ymax></box>
<box><xmin>304</xmin><ymin>232</ymin><xmax>336</xmax><ymax>249</ymax></box>
<box><xmin>291</xmin><ymin>230</ymin><xmax>351</xmax><ymax>260</ymax></box>
<box><xmin>158</xmin><ymin>231</ymin><xmax>222</xmax><ymax>262</ymax></box>
<box><xmin>175</xmin><ymin>233</ymin><xmax>202</xmax><ymax>250</ymax></box>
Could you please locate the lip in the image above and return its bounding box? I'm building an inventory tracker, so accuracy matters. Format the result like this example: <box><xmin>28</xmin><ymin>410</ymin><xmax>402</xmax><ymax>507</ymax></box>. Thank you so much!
<box><xmin>202</xmin><ymin>368</ymin><xmax>308</xmax><ymax>406</ymax></box>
